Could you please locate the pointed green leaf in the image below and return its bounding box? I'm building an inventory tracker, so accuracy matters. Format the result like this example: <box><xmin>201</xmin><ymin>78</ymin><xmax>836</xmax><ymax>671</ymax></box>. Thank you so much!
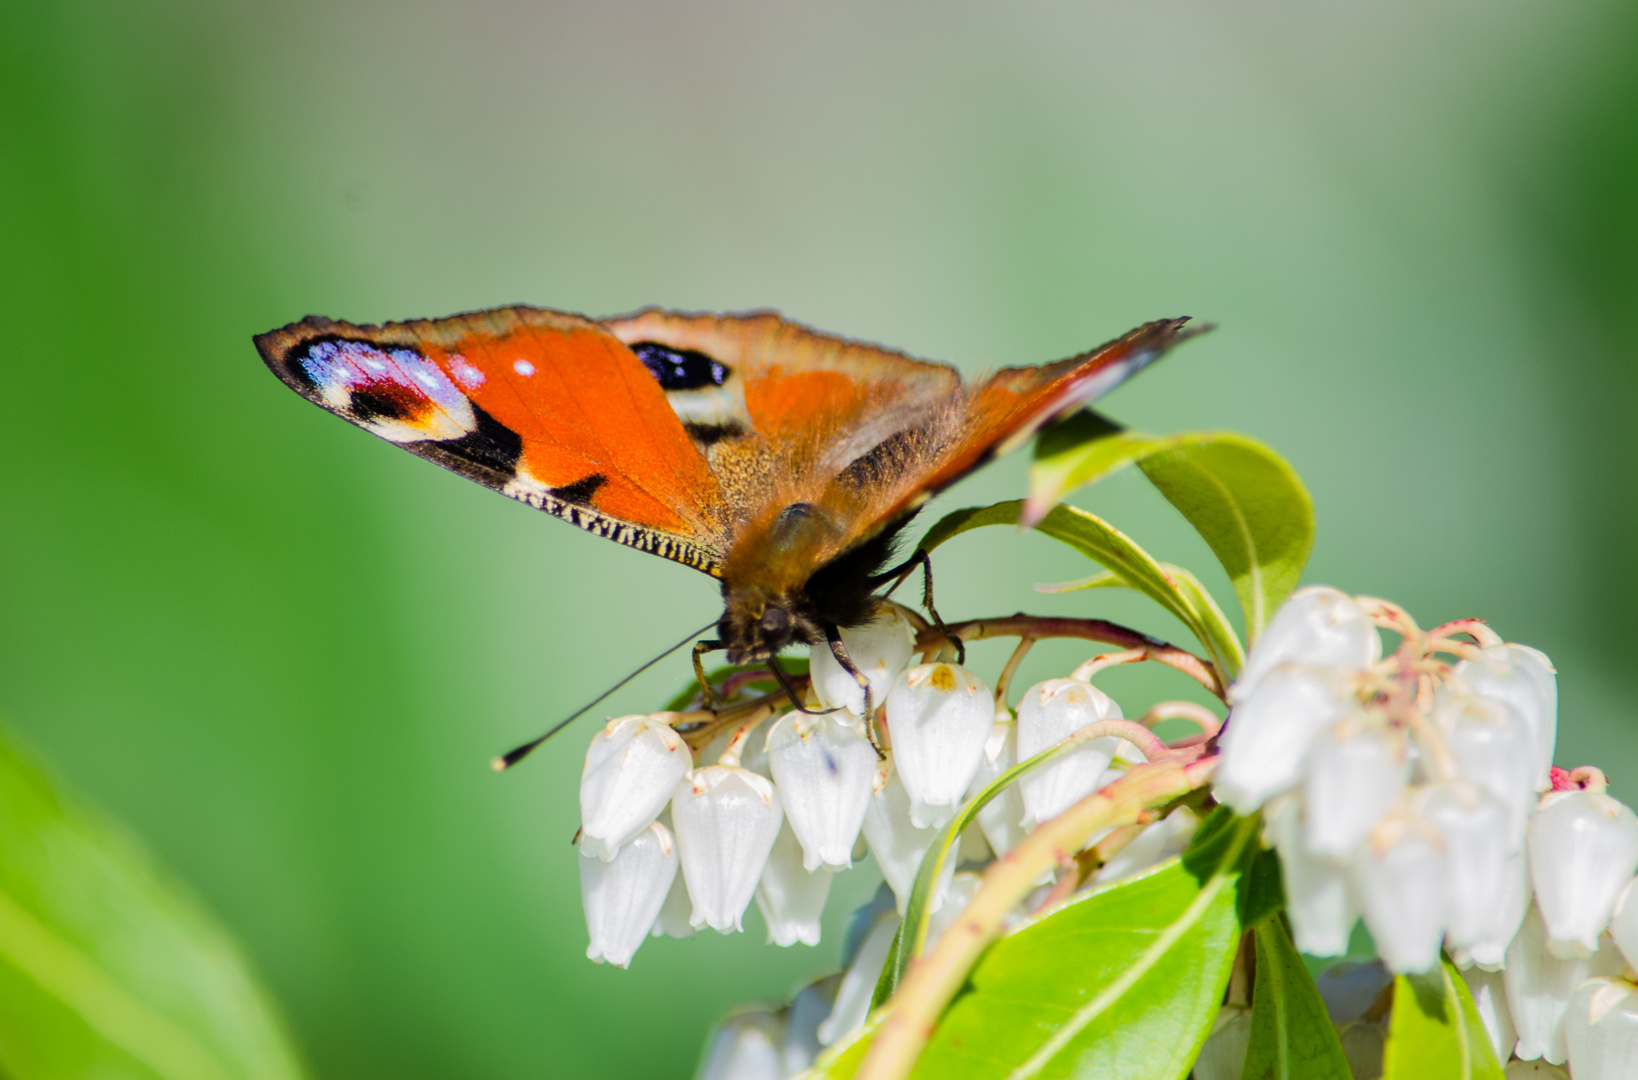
<box><xmin>1242</xmin><ymin>920</ymin><xmax>1353</xmax><ymax>1080</ymax></box>
<box><xmin>1027</xmin><ymin>419</ymin><xmax>1313</xmax><ymax>643</ymax></box>
<box><xmin>904</xmin><ymin>814</ymin><xmax>1257</xmax><ymax>1080</ymax></box>
<box><xmin>1381</xmin><ymin>961</ymin><xmax>1505</xmax><ymax>1080</ymax></box>
<box><xmin>0</xmin><ymin>722</ymin><xmax>309</xmax><ymax>1080</ymax></box>
<box><xmin>919</xmin><ymin>500</ymin><xmax>1242</xmax><ymax>678</ymax></box>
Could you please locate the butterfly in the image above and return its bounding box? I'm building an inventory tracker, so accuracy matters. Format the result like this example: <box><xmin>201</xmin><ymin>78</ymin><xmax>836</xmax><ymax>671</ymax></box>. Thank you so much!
<box><xmin>255</xmin><ymin>306</ymin><xmax>1196</xmax><ymax>745</ymax></box>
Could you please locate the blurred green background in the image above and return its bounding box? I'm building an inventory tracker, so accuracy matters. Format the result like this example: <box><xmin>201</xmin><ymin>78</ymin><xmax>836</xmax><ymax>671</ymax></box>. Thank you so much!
<box><xmin>3</xmin><ymin>1</ymin><xmax>1636</xmax><ymax>1076</ymax></box>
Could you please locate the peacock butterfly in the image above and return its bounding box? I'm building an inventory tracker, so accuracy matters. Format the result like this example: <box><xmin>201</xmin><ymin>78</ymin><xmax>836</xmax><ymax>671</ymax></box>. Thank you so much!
<box><xmin>254</xmin><ymin>307</ymin><xmax>1197</xmax><ymax>741</ymax></box>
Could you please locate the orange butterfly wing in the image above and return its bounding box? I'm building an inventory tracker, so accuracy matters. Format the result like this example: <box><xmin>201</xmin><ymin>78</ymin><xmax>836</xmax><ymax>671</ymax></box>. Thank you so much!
<box><xmin>255</xmin><ymin>306</ymin><xmax>730</xmax><ymax>574</ymax></box>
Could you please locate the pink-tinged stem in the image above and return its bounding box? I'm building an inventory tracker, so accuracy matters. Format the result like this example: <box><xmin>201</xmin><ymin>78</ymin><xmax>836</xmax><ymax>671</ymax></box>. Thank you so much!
<box><xmin>854</xmin><ymin>747</ymin><xmax>1217</xmax><ymax>1080</ymax></box>
<box><xmin>1428</xmin><ymin>618</ymin><xmax>1503</xmax><ymax>649</ymax></box>
<box><xmin>917</xmin><ymin>615</ymin><xmax>1227</xmax><ymax>701</ymax></box>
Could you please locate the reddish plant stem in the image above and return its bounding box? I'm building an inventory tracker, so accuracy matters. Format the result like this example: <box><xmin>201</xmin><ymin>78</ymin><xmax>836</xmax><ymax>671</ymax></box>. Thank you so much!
<box><xmin>916</xmin><ymin>615</ymin><xmax>1227</xmax><ymax>701</ymax></box>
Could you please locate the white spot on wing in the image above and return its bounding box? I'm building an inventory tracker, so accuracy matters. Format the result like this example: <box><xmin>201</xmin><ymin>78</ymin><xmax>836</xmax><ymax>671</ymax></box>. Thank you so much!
<box><xmin>514</xmin><ymin>359</ymin><xmax>536</xmax><ymax>377</ymax></box>
<box><xmin>450</xmin><ymin>355</ymin><xmax>485</xmax><ymax>390</ymax></box>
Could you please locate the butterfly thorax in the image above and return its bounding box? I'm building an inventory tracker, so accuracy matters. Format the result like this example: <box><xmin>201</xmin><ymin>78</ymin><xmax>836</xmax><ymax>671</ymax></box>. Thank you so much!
<box><xmin>718</xmin><ymin>500</ymin><xmax>914</xmax><ymax>663</ymax></box>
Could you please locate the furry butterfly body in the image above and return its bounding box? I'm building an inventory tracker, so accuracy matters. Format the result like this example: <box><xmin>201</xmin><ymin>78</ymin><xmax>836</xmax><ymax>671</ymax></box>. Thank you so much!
<box><xmin>254</xmin><ymin>307</ymin><xmax>1195</xmax><ymax>670</ymax></box>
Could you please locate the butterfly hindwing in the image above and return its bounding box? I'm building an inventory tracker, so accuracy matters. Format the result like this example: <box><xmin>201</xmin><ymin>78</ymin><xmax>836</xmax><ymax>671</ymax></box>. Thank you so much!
<box><xmin>255</xmin><ymin>306</ymin><xmax>731</xmax><ymax>575</ymax></box>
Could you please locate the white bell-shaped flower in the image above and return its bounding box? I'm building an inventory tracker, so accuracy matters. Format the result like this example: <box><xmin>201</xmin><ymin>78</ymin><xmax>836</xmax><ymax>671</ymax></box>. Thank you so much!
<box><xmin>1528</xmin><ymin>790</ymin><xmax>1638</xmax><ymax>958</ymax></box>
<box><xmin>967</xmin><ymin>713</ymin><xmax>1028</xmax><ymax>858</ymax></box>
<box><xmin>1451</xmin><ymin>842</ymin><xmax>1529</xmax><ymax>971</ymax></box>
<box><xmin>763</xmin><ymin>710</ymin><xmax>876</xmax><ymax>871</ymax></box>
<box><xmin>1565</xmin><ymin>978</ymin><xmax>1638</xmax><ymax>1080</ymax></box>
<box><xmin>579</xmin><ymin>819</ymin><xmax>679</xmax><ymax>967</ymax></box>
<box><xmin>1192</xmin><ymin>1006</ymin><xmax>1253</xmax><ymax>1080</ymax></box>
<box><xmin>885</xmin><ymin>663</ymin><xmax>994</xmax><ymax>828</ymax></box>
<box><xmin>671</xmin><ymin>765</ymin><xmax>784</xmax><ymax>933</ymax></box>
<box><xmin>697</xmin><ymin>1009</ymin><xmax>786</xmax><ymax>1080</ymax></box>
<box><xmin>1093</xmin><ymin>807</ymin><xmax>1201</xmax><ymax>885</ymax></box>
<box><xmin>1352</xmin><ymin>819</ymin><xmax>1449</xmax><ymax>974</ymax></box>
<box><xmin>1461</xmin><ymin>965</ymin><xmax>1519</xmax><ymax>1065</ymax></box>
<box><xmin>1265</xmin><ymin>795</ymin><xmax>1358</xmax><ymax>956</ymax></box>
<box><xmin>818</xmin><ymin>910</ymin><xmax>900</xmax><ymax>1046</ymax></box>
<box><xmin>809</xmin><ymin>607</ymin><xmax>916</xmax><ymax>716</ymax></box>
<box><xmin>651</xmin><ymin>863</ymin><xmax>695</xmax><ymax>939</ymax></box>
<box><xmin>782</xmin><ymin>975</ymin><xmax>840</xmax><ymax>1077</ymax></box>
<box><xmin>754</xmin><ymin>821</ymin><xmax>833</xmax><ymax>947</ymax></box>
<box><xmin>1231</xmin><ymin>585</ymin><xmax>1380</xmax><ymax>703</ymax></box>
<box><xmin>1418</xmin><ymin>782</ymin><xmax>1520</xmax><ymax>952</ymax></box>
<box><xmin>861</xmin><ymin>761</ymin><xmax>954</xmax><ymax>913</ymax></box>
<box><xmin>922</xmin><ymin>872</ymin><xmax>984</xmax><ymax>953</ymax></box>
<box><xmin>1609</xmin><ymin>878</ymin><xmax>1638</xmax><ymax>973</ymax></box>
<box><xmin>1436</xmin><ymin>694</ymin><xmax>1538</xmax><ymax>831</ymax></box>
<box><xmin>1302</xmin><ymin>718</ymin><xmax>1404</xmax><ymax>858</ymax></box>
<box><xmin>1453</xmin><ymin>643</ymin><xmax>1557</xmax><ymax>792</ymax></box>
<box><xmin>1016</xmin><ymin>677</ymin><xmax>1123</xmax><ymax>827</ymax></box>
<box><xmin>1505</xmin><ymin>904</ymin><xmax>1626</xmax><ymax>1064</ymax></box>
<box><xmin>1216</xmin><ymin>665</ymin><xmax>1356</xmax><ymax>815</ymax></box>
<box><xmin>578</xmin><ymin>714</ymin><xmax>693</xmax><ymax>861</ymax></box>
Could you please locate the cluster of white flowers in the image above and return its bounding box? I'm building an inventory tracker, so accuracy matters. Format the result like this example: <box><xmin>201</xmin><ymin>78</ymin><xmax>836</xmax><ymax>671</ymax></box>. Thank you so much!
<box><xmin>577</xmin><ymin>607</ymin><xmax>1197</xmax><ymax>1076</ymax></box>
<box><xmin>1214</xmin><ymin>586</ymin><xmax>1638</xmax><ymax>1076</ymax></box>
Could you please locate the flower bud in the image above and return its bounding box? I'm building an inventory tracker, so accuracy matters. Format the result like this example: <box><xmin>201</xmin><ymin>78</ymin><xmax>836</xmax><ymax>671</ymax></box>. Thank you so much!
<box><xmin>651</xmin><ymin>863</ymin><xmax>695</xmax><ymax>940</ymax></box>
<box><xmin>1216</xmin><ymin>665</ymin><xmax>1355</xmax><ymax>815</ymax></box>
<box><xmin>1565</xmin><ymin>978</ymin><xmax>1638</xmax><ymax>1080</ymax></box>
<box><xmin>967</xmin><ymin>712</ymin><xmax>1028</xmax><ymax>858</ymax></box>
<box><xmin>1505</xmin><ymin>904</ymin><xmax>1625</xmax><ymax>1064</ymax></box>
<box><xmin>809</xmin><ymin>607</ymin><xmax>916</xmax><ymax>716</ymax></box>
<box><xmin>697</xmin><ymin>1009</ymin><xmax>786</xmax><ymax>1080</ymax></box>
<box><xmin>1192</xmin><ymin>1006</ymin><xmax>1252</xmax><ymax>1080</ymax></box>
<box><xmin>1302</xmin><ymin>719</ymin><xmax>1405</xmax><ymax>858</ymax></box>
<box><xmin>1528</xmin><ymin>790</ymin><xmax>1638</xmax><ymax>958</ymax></box>
<box><xmin>1610</xmin><ymin>878</ymin><xmax>1638</xmax><ymax>973</ymax></box>
<box><xmin>754</xmin><ymin>821</ymin><xmax>833</xmax><ymax>947</ymax></box>
<box><xmin>1231</xmin><ymin>586</ymin><xmax>1379</xmax><ymax>703</ymax></box>
<box><xmin>1454</xmin><ymin>841</ymin><xmax>1529</xmax><ymax>970</ymax></box>
<box><xmin>579</xmin><ymin>819</ymin><xmax>678</xmax><ymax>968</ymax></box>
<box><xmin>671</xmin><ymin>765</ymin><xmax>784</xmax><ymax>933</ymax></box>
<box><xmin>818</xmin><ymin>910</ymin><xmax>899</xmax><ymax>1046</ymax></box>
<box><xmin>1453</xmin><ymin>643</ymin><xmax>1557</xmax><ymax>792</ymax></box>
<box><xmin>578</xmin><ymin>714</ymin><xmax>692</xmax><ymax>861</ymax></box>
<box><xmin>861</xmin><ymin>762</ymin><xmax>954</xmax><ymax>913</ymax></box>
<box><xmin>886</xmin><ymin>663</ymin><xmax>994</xmax><ymax>828</ymax></box>
<box><xmin>1352</xmin><ymin>820</ymin><xmax>1448</xmax><ymax>974</ymax></box>
<box><xmin>1461</xmin><ymin>965</ymin><xmax>1518</xmax><ymax>1065</ymax></box>
<box><xmin>1265</xmin><ymin>795</ymin><xmax>1358</xmax><ymax>956</ymax></box>
<box><xmin>1436</xmin><ymin>693</ymin><xmax>1537</xmax><ymax>831</ymax></box>
<box><xmin>1016</xmin><ymin>677</ymin><xmax>1123</xmax><ymax>827</ymax></box>
<box><xmin>1092</xmin><ymin>807</ymin><xmax>1201</xmax><ymax>885</ymax></box>
<box><xmin>764</xmin><ymin>711</ymin><xmax>876</xmax><ymax>871</ymax></box>
<box><xmin>1418</xmin><ymin>783</ymin><xmax>1520</xmax><ymax>952</ymax></box>
<box><xmin>782</xmin><ymin>975</ymin><xmax>840</xmax><ymax>1076</ymax></box>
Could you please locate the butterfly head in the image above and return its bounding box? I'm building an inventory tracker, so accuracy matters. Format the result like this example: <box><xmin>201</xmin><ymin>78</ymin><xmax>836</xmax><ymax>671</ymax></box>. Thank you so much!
<box><xmin>719</xmin><ymin>589</ymin><xmax>816</xmax><ymax>664</ymax></box>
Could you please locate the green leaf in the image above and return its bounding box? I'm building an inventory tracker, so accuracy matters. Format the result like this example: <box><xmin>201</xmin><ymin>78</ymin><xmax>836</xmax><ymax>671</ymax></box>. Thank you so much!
<box><xmin>904</xmin><ymin>814</ymin><xmax>1257</xmax><ymax>1080</ymax></box>
<box><xmin>0</xmin><ymin>722</ymin><xmax>309</xmax><ymax>1080</ymax></box>
<box><xmin>1242</xmin><ymin>919</ymin><xmax>1352</xmax><ymax>1080</ymax></box>
<box><xmin>1027</xmin><ymin>420</ymin><xmax>1314</xmax><ymax>643</ymax></box>
<box><xmin>919</xmin><ymin>500</ymin><xmax>1244</xmax><ymax>678</ymax></box>
<box><xmin>1381</xmin><ymin>961</ymin><xmax>1505</xmax><ymax>1080</ymax></box>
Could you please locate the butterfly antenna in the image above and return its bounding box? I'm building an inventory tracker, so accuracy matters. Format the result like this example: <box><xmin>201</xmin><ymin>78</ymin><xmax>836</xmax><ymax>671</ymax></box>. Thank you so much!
<box><xmin>491</xmin><ymin>617</ymin><xmax>718</xmax><ymax>772</ymax></box>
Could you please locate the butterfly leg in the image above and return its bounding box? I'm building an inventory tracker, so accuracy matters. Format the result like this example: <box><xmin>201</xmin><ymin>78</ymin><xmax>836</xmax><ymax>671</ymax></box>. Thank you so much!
<box><xmin>873</xmin><ymin>549</ymin><xmax>966</xmax><ymax>664</ymax></box>
<box><xmin>824</xmin><ymin>628</ymin><xmax>887</xmax><ymax>758</ymax></box>
<box><xmin>765</xmin><ymin>654</ymin><xmax>846</xmax><ymax>718</ymax></box>
<box><xmin>692</xmin><ymin>639</ymin><xmax>725</xmax><ymax>707</ymax></box>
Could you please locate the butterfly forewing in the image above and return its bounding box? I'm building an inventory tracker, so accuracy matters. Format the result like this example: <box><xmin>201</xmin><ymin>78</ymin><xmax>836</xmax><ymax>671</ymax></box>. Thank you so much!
<box><xmin>254</xmin><ymin>306</ymin><xmax>731</xmax><ymax>575</ymax></box>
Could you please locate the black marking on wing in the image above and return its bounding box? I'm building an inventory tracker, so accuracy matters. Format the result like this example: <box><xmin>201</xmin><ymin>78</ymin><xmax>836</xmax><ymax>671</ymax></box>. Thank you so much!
<box><xmin>631</xmin><ymin>341</ymin><xmax>730</xmax><ymax>391</ymax></box>
<box><xmin>683</xmin><ymin>419</ymin><xmax>749</xmax><ymax>446</ymax></box>
<box><xmin>349</xmin><ymin>387</ymin><xmax>415</xmax><ymax>424</ymax></box>
<box><xmin>431</xmin><ymin>401</ymin><xmax>523</xmax><ymax>474</ymax></box>
<box><xmin>547</xmin><ymin>473</ymin><xmax>608</xmax><ymax>507</ymax></box>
